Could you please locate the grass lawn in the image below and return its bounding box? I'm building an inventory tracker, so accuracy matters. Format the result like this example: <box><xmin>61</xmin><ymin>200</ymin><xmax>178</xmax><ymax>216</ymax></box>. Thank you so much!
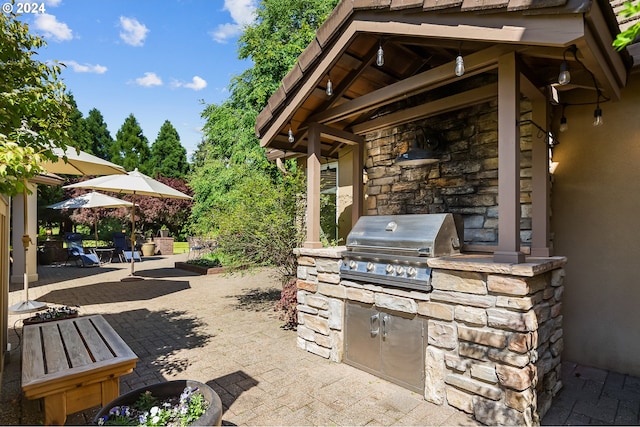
<box><xmin>173</xmin><ymin>241</ymin><xmax>189</xmax><ymax>254</ymax></box>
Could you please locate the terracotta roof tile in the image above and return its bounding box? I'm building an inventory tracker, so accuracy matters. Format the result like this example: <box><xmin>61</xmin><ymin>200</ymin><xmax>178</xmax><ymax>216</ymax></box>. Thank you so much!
<box><xmin>507</xmin><ymin>0</ymin><xmax>568</xmax><ymax>11</ymax></box>
<box><xmin>461</xmin><ymin>0</ymin><xmax>510</xmax><ymax>11</ymax></box>
<box><xmin>297</xmin><ymin>38</ymin><xmax>322</xmax><ymax>72</ymax></box>
<box><xmin>390</xmin><ymin>0</ymin><xmax>426</xmax><ymax>10</ymax></box>
<box><xmin>255</xmin><ymin>107</ymin><xmax>272</xmax><ymax>138</ymax></box>
<box><xmin>422</xmin><ymin>0</ymin><xmax>464</xmax><ymax>11</ymax></box>
<box><xmin>267</xmin><ymin>86</ymin><xmax>286</xmax><ymax>116</ymax></box>
<box><xmin>352</xmin><ymin>0</ymin><xmax>394</xmax><ymax>10</ymax></box>
<box><xmin>318</xmin><ymin>1</ymin><xmax>355</xmax><ymax>47</ymax></box>
<box><xmin>282</xmin><ymin>63</ymin><xmax>304</xmax><ymax>94</ymax></box>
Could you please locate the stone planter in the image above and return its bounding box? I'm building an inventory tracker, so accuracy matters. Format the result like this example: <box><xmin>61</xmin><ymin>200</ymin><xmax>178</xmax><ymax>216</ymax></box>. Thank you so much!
<box><xmin>159</xmin><ymin>229</ymin><xmax>170</xmax><ymax>238</ymax></box>
<box><xmin>93</xmin><ymin>379</ymin><xmax>222</xmax><ymax>426</ymax></box>
<box><xmin>141</xmin><ymin>242</ymin><xmax>156</xmax><ymax>257</ymax></box>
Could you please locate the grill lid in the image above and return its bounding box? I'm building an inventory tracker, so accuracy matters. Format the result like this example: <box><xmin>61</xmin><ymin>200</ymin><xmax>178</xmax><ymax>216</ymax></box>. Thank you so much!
<box><xmin>345</xmin><ymin>213</ymin><xmax>462</xmax><ymax>257</ymax></box>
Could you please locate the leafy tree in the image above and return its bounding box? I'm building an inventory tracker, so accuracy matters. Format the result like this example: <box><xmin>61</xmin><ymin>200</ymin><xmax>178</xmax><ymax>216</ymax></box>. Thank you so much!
<box><xmin>66</xmin><ymin>93</ymin><xmax>92</xmax><ymax>153</ymax></box>
<box><xmin>111</xmin><ymin>113</ymin><xmax>151</xmax><ymax>174</ymax></box>
<box><xmin>85</xmin><ymin>108</ymin><xmax>114</xmax><ymax>160</ymax></box>
<box><xmin>0</xmin><ymin>12</ymin><xmax>71</xmax><ymax>196</ymax></box>
<box><xmin>189</xmin><ymin>0</ymin><xmax>338</xmax><ymax>285</ymax></box>
<box><xmin>232</xmin><ymin>0</ymin><xmax>339</xmax><ymax>111</ymax></box>
<box><xmin>149</xmin><ymin>120</ymin><xmax>189</xmax><ymax>178</ymax></box>
<box><xmin>213</xmin><ymin>167</ymin><xmax>306</xmax><ymax>281</ymax></box>
<box><xmin>613</xmin><ymin>2</ymin><xmax>640</xmax><ymax>50</ymax></box>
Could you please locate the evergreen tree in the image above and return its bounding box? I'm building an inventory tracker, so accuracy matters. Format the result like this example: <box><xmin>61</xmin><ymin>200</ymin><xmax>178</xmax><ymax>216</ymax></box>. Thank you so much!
<box><xmin>149</xmin><ymin>120</ymin><xmax>189</xmax><ymax>178</ymax></box>
<box><xmin>111</xmin><ymin>113</ymin><xmax>151</xmax><ymax>174</ymax></box>
<box><xmin>85</xmin><ymin>108</ymin><xmax>113</xmax><ymax>160</ymax></box>
<box><xmin>67</xmin><ymin>93</ymin><xmax>92</xmax><ymax>153</ymax></box>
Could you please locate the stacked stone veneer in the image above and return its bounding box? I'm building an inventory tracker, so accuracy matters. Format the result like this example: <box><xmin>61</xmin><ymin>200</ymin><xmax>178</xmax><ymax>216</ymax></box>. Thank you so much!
<box><xmin>364</xmin><ymin>99</ymin><xmax>537</xmax><ymax>248</ymax></box>
<box><xmin>295</xmin><ymin>247</ymin><xmax>565</xmax><ymax>426</ymax></box>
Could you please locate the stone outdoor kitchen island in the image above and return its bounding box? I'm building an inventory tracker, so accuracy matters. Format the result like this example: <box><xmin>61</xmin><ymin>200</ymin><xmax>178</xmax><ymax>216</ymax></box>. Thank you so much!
<box><xmin>294</xmin><ymin>247</ymin><xmax>565</xmax><ymax>426</ymax></box>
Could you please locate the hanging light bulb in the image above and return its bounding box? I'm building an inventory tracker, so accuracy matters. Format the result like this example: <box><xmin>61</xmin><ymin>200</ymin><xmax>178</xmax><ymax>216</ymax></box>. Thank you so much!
<box><xmin>376</xmin><ymin>41</ymin><xmax>384</xmax><ymax>67</ymax></box>
<box><xmin>593</xmin><ymin>106</ymin><xmax>603</xmax><ymax>127</ymax></box>
<box><xmin>559</xmin><ymin>115</ymin><xmax>568</xmax><ymax>132</ymax></box>
<box><xmin>455</xmin><ymin>55</ymin><xmax>465</xmax><ymax>77</ymax></box>
<box><xmin>326</xmin><ymin>75</ymin><xmax>333</xmax><ymax>96</ymax></box>
<box><xmin>559</xmin><ymin>104</ymin><xmax>568</xmax><ymax>132</ymax></box>
<box><xmin>558</xmin><ymin>61</ymin><xmax>571</xmax><ymax>85</ymax></box>
<box><xmin>558</xmin><ymin>45</ymin><xmax>576</xmax><ymax>85</ymax></box>
<box><xmin>288</xmin><ymin>126</ymin><xmax>294</xmax><ymax>143</ymax></box>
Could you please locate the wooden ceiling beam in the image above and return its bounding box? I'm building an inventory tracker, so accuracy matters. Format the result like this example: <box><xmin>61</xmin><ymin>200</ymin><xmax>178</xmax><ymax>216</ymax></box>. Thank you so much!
<box><xmin>309</xmin><ymin>44</ymin><xmax>511</xmax><ymax>126</ymax></box>
<box><xmin>575</xmin><ymin>26</ymin><xmax>622</xmax><ymax>101</ymax></box>
<box><xmin>316</xmin><ymin>123</ymin><xmax>365</xmax><ymax>145</ymax></box>
<box><xmin>350</xmin><ymin>83</ymin><xmax>498</xmax><ymax>134</ymax></box>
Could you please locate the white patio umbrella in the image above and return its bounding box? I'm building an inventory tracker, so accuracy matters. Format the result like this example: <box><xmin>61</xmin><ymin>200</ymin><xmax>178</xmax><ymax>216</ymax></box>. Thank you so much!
<box><xmin>47</xmin><ymin>191</ymin><xmax>134</xmax><ymax>248</ymax></box>
<box><xmin>64</xmin><ymin>168</ymin><xmax>192</xmax><ymax>281</ymax></box>
<box><xmin>41</xmin><ymin>147</ymin><xmax>127</xmax><ymax>176</ymax></box>
<box><xmin>10</xmin><ymin>148</ymin><xmax>126</xmax><ymax>314</ymax></box>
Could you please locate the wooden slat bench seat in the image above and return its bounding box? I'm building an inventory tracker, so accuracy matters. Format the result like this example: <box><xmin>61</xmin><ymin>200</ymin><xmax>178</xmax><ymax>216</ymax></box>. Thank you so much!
<box><xmin>21</xmin><ymin>314</ymin><xmax>138</xmax><ymax>425</ymax></box>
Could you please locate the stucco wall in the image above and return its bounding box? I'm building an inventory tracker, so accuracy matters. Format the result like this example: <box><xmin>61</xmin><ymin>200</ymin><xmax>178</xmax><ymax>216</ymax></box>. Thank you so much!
<box><xmin>551</xmin><ymin>74</ymin><xmax>640</xmax><ymax>375</ymax></box>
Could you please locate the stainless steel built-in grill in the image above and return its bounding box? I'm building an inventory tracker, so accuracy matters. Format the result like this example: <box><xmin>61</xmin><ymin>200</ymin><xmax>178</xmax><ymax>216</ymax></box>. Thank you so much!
<box><xmin>340</xmin><ymin>213</ymin><xmax>463</xmax><ymax>291</ymax></box>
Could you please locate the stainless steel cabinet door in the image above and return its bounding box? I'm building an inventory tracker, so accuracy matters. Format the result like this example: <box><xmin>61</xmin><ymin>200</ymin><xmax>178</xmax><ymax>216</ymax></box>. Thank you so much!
<box><xmin>344</xmin><ymin>301</ymin><xmax>426</xmax><ymax>394</ymax></box>
<box><xmin>379</xmin><ymin>312</ymin><xmax>425</xmax><ymax>393</ymax></box>
<box><xmin>344</xmin><ymin>302</ymin><xmax>380</xmax><ymax>374</ymax></box>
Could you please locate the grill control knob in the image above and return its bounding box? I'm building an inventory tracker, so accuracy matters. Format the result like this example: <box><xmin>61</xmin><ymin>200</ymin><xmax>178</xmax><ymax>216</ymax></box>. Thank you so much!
<box><xmin>407</xmin><ymin>267</ymin><xmax>417</xmax><ymax>277</ymax></box>
<box><xmin>366</xmin><ymin>262</ymin><xmax>375</xmax><ymax>271</ymax></box>
<box><xmin>385</xmin><ymin>264</ymin><xmax>395</xmax><ymax>274</ymax></box>
<box><xmin>349</xmin><ymin>260</ymin><xmax>357</xmax><ymax>270</ymax></box>
<box><xmin>396</xmin><ymin>266</ymin><xmax>405</xmax><ymax>276</ymax></box>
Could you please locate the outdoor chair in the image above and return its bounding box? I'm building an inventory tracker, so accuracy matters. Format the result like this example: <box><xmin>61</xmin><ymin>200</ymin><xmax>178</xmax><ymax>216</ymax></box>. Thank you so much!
<box><xmin>113</xmin><ymin>232</ymin><xmax>141</xmax><ymax>262</ymax></box>
<box><xmin>64</xmin><ymin>233</ymin><xmax>100</xmax><ymax>267</ymax></box>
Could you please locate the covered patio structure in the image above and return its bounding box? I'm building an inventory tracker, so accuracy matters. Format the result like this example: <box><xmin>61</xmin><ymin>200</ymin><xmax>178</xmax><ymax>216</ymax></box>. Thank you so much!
<box><xmin>256</xmin><ymin>0</ymin><xmax>633</xmax><ymax>425</ymax></box>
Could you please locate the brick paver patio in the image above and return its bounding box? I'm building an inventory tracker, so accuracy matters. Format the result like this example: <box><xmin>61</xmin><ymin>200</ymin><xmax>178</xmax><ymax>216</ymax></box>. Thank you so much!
<box><xmin>1</xmin><ymin>253</ymin><xmax>638</xmax><ymax>425</ymax></box>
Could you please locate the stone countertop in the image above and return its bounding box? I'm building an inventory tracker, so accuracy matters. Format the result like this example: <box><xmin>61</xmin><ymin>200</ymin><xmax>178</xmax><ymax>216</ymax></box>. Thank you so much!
<box><xmin>427</xmin><ymin>254</ymin><xmax>567</xmax><ymax>277</ymax></box>
<box><xmin>294</xmin><ymin>247</ymin><xmax>566</xmax><ymax>277</ymax></box>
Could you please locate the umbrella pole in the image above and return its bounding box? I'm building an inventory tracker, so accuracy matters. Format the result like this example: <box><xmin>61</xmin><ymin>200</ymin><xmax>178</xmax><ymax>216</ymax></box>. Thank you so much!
<box><xmin>94</xmin><ymin>208</ymin><xmax>99</xmax><ymax>249</ymax></box>
<box><xmin>121</xmin><ymin>193</ymin><xmax>144</xmax><ymax>281</ymax></box>
<box><xmin>9</xmin><ymin>182</ymin><xmax>47</xmax><ymax>313</ymax></box>
<box><xmin>130</xmin><ymin>196</ymin><xmax>136</xmax><ymax>276</ymax></box>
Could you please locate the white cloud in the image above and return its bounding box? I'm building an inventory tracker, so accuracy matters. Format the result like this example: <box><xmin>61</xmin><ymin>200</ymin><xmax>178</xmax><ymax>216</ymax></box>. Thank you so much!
<box><xmin>224</xmin><ymin>0</ymin><xmax>257</xmax><ymax>26</ymax></box>
<box><xmin>44</xmin><ymin>0</ymin><xmax>62</xmax><ymax>6</ymax></box>
<box><xmin>33</xmin><ymin>13</ymin><xmax>72</xmax><ymax>42</ymax></box>
<box><xmin>173</xmin><ymin>76</ymin><xmax>208</xmax><ymax>91</ymax></box>
<box><xmin>119</xmin><ymin>16</ymin><xmax>148</xmax><ymax>47</ymax></box>
<box><xmin>64</xmin><ymin>60</ymin><xmax>107</xmax><ymax>74</ymax></box>
<box><xmin>210</xmin><ymin>0</ymin><xmax>256</xmax><ymax>44</ymax></box>
<box><xmin>135</xmin><ymin>72</ymin><xmax>162</xmax><ymax>87</ymax></box>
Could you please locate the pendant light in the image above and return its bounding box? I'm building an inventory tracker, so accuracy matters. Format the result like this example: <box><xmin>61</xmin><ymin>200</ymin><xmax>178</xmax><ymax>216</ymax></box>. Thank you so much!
<box><xmin>288</xmin><ymin>125</ymin><xmax>294</xmax><ymax>143</ymax></box>
<box><xmin>454</xmin><ymin>43</ymin><xmax>464</xmax><ymax>77</ymax></box>
<box><xmin>558</xmin><ymin>45</ymin><xmax>577</xmax><ymax>85</ymax></box>
<box><xmin>326</xmin><ymin>74</ymin><xmax>333</xmax><ymax>96</ymax></box>
<box><xmin>376</xmin><ymin>40</ymin><xmax>384</xmax><ymax>67</ymax></box>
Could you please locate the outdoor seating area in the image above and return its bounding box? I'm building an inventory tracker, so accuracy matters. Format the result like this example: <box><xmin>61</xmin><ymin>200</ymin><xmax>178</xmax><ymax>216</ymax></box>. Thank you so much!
<box><xmin>64</xmin><ymin>233</ymin><xmax>100</xmax><ymax>267</ymax></box>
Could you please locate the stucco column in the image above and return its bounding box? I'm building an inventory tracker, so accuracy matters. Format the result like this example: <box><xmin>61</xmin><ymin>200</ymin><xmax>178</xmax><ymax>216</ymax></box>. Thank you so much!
<box><xmin>530</xmin><ymin>95</ymin><xmax>552</xmax><ymax>256</ymax></box>
<box><xmin>494</xmin><ymin>52</ymin><xmax>525</xmax><ymax>263</ymax></box>
<box><xmin>305</xmin><ymin>123</ymin><xmax>323</xmax><ymax>248</ymax></box>
<box><xmin>11</xmin><ymin>182</ymin><xmax>38</xmax><ymax>284</ymax></box>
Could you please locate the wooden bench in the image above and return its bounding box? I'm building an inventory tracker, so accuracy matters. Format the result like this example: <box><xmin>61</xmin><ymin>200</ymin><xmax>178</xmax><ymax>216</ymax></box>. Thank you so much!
<box><xmin>21</xmin><ymin>314</ymin><xmax>138</xmax><ymax>425</ymax></box>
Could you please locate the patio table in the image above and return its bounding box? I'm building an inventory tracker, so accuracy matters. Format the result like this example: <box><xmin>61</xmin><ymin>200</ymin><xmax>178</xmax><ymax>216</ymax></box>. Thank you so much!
<box><xmin>21</xmin><ymin>314</ymin><xmax>138</xmax><ymax>425</ymax></box>
<box><xmin>94</xmin><ymin>247</ymin><xmax>115</xmax><ymax>264</ymax></box>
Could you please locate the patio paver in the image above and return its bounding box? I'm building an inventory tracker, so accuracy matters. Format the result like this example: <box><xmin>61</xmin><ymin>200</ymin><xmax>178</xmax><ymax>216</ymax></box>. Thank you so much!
<box><xmin>0</xmin><ymin>253</ymin><xmax>638</xmax><ymax>425</ymax></box>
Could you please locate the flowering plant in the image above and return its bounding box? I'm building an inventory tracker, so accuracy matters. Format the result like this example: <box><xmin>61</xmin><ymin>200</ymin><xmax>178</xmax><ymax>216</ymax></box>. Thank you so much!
<box><xmin>97</xmin><ymin>386</ymin><xmax>209</xmax><ymax>426</ymax></box>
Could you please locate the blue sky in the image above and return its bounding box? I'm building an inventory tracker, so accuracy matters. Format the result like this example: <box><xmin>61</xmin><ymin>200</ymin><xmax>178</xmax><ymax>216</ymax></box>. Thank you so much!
<box><xmin>18</xmin><ymin>0</ymin><xmax>257</xmax><ymax>161</ymax></box>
